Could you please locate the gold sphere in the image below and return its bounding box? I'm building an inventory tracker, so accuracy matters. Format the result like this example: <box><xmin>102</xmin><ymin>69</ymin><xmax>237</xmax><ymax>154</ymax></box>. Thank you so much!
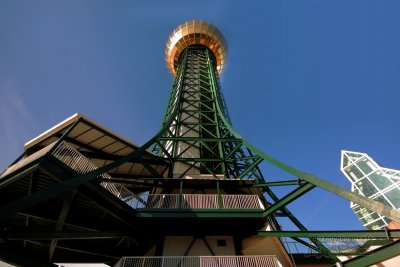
<box><xmin>165</xmin><ymin>20</ymin><xmax>227</xmax><ymax>76</ymax></box>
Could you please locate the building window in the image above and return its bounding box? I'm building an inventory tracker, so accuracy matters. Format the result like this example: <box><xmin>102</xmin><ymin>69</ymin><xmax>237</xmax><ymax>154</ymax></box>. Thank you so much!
<box><xmin>355</xmin><ymin>178</ymin><xmax>378</xmax><ymax>197</ymax></box>
<box><xmin>384</xmin><ymin>187</ymin><xmax>400</xmax><ymax>208</ymax></box>
<box><xmin>368</xmin><ymin>171</ymin><xmax>393</xmax><ymax>190</ymax></box>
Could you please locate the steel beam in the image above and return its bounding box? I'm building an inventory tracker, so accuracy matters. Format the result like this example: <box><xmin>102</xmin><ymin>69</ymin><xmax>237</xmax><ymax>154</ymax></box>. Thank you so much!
<box><xmin>17</xmin><ymin>211</ymin><xmax>99</xmax><ymax>231</ymax></box>
<box><xmin>134</xmin><ymin>209</ymin><xmax>263</xmax><ymax>218</ymax></box>
<box><xmin>26</xmin><ymin>240</ymin><xmax>121</xmax><ymax>262</ymax></box>
<box><xmin>254</xmin><ymin>179</ymin><xmax>307</xmax><ymax>187</ymax></box>
<box><xmin>290</xmin><ymin>236</ymin><xmax>319</xmax><ymax>251</ymax></box>
<box><xmin>262</xmin><ymin>185</ymin><xmax>338</xmax><ymax>262</ymax></box>
<box><xmin>263</xmin><ymin>186</ymin><xmax>306</xmax><ymax>230</ymax></box>
<box><xmin>262</xmin><ymin>183</ymin><xmax>315</xmax><ymax>218</ymax></box>
<box><xmin>0</xmin><ymin>92</ymin><xmax>184</xmax><ymax>220</ymax></box>
<box><xmin>241</xmin><ymin>139</ymin><xmax>400</xmax><ymax>222</ymax></box>
<box><xmin>156</xmin><ymin>137</ymin><xmax>240</xmax><ymax>142</ymax></box>
<box><xmin>257</xmin><ymin>230</ymin><xmax>400</xmax><ymax>239</ymax></box>
<box><xmin>237</xmin><ymin>157</ymin><xmax>263</xmax><ymax>179</ymax></box>
<box><xmin>206</xmin><ymin>60</ymin><xmax>400</xmax><ymax>222</ymax></box>
<box><xmin>6</xmin><ymin>231</ymin><xmax>129</xmax><ymax>240</ymax></box>
<box><xmin>49</xmin><ymin>191</ymin><xmax>76</xmax><ymax>261</ymax></box>
<box><xmin>341</xmin><ymin>239</ymin><xmax>400</xmax><ymax>267</ymax></box>
<box><xmin>0</xmin><ymin>132</ymin><xmax>156</xmax><ymax>220</ymax></box>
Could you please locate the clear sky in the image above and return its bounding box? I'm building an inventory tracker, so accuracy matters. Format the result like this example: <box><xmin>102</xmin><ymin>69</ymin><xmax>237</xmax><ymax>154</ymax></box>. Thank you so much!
<box><xmin>1</xmin><ymin>0</ymin><xmax>399</xmax><ymax>233</ymax></box>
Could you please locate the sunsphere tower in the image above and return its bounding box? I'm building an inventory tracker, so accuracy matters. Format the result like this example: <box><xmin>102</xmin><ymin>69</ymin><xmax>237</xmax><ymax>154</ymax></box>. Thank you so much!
<box><xmin>125</xmin><ymin>20</ymin><xmax>294</xmax><ymax>266</ymax></box>
<box><xmin>1</xmin><ymin>20</ymin><xmax>400</xmax><ymax>267</ymax></box>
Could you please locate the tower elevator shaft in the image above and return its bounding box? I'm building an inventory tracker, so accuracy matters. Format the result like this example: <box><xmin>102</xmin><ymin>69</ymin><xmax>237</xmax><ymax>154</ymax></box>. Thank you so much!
<box><xmin>153</xmin><ymin>45</ymin><xmax>264</xmax><ymax>181</ymax></box>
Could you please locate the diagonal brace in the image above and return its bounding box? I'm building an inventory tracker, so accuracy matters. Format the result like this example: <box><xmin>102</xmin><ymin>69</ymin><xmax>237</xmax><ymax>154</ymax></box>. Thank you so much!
<box><xmin>0</xmin><ymin>131</ymin><xmax>159</xmax><ymax>220</ymax></box>
<box><xmin>262</xmin><ymin>183</ymin><xmax>315</xmax><ymax>218</ymax></box>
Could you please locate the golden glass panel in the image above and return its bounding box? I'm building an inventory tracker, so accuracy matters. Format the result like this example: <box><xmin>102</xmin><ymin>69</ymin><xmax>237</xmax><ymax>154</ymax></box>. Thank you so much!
<box><xmin>165</xmin><ymin>20</ymin><xmax>227</xmax><ymax>76</ymax></box>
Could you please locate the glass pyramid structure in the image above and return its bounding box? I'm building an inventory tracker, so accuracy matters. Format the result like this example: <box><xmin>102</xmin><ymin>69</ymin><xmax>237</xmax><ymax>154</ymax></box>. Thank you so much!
<box><xmin>341</xmin><ymin>150</ymin><xmax>400</xmax><ymax>229</ymax></box>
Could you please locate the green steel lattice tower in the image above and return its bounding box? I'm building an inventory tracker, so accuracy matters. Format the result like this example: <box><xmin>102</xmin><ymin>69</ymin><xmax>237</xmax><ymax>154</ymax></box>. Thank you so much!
<box><xmin>141</xmin><ymin>20</ymin><xmax>294</xmax><ymax>264</ymax></box>
<box><xmin>118</xmin><ymin>20</ymin><xmax>400</xmax><ymax>266</ymax></box>
<box><xmin>115</xmin><ymin>19</ymin><xmax>400</xmax><ymax>267</ymax></box>
<box><xmin>152</xmin><ymin>23</ymin><xmax>263</xmax><ymax>180</ymax></box>
<box><xmin>1</xmin><ymin>19</ymin><xmax>400</xmax><ymax>267</ymax></box>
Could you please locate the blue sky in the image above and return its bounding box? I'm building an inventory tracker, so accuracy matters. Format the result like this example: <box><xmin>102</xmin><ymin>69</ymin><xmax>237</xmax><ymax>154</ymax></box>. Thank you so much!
<box><xmin>1</xmin><ymin>1</ymin><xmax>399</xmax><ymax>232</ymax></box>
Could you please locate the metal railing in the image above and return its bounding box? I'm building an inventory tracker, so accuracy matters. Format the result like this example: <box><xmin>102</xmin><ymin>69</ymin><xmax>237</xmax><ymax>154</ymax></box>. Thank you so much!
<box><xmin>115</xmin><ymin>256</ymin><xmax>281</xmax><ymax>267</ymax></box>
<box><xmin>2</xmin><ymin>141</ymin><xmax>265</xmax><ymax>212</ymax></box>
<box><xmin>50</xmin><ymin>142</ymin><xmax>265</xmax><ymax>211</ymax></box>
<box><xmin>222</xmin><ymin>194</ymin><xmax>264</xmax><ymax>209</ymax></box>
<box><xmin>51</xmin><ymin>141</ymin><xmax>135</xmax><ymax>201</ymax></box>
<box><xmin>127</xmin><ymin>194</ymin><xmax>264</xmax><ymax>210</ymax></box>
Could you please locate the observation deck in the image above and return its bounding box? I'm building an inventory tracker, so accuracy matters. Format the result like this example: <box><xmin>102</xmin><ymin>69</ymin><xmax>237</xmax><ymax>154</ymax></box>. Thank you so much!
<box><xmin>165</xmin><ymin>20</ymin><xmax>227</xmax><ymax>76</ymax></box>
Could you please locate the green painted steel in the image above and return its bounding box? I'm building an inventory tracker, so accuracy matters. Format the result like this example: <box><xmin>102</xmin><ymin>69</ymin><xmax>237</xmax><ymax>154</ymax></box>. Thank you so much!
<box><xmin>134</xmin><ymin>209</ymin><xmax>263</xmax><ymax>218</ymax></box>
<box><xmin>146</xmin><ymin>45</ymin><xmax>400</xmax><ymax>263</ymax></box>
<box><xmin>151</xmin><ymin>47</ymin><xmax>264</xmax><ymax>180</ymax></box>
<box><xmin>342</xmin><ymin>239</ymin><xmax>400</xmax><ymax>267</ymax></box>
<box><xmin>170</xmin><ymin>44</ymin><xmax>400</xmax><ymax>223</ymax></box>
<box><xmin>254</xmin><ymin>180</ymin><xmax>307</xmax><ymax>187</ymax></box>
<box><xmin>6</xmin><ymin>231</ymin><xmax>129</xmax><ymax>240</ymax></box>
<box><xmin>2</xmin><ymin>45</ymin><xmax>400</xmax><ymax>264</ymax></box>
<box><xmin>257</xmin><ymin>230</ymin><xmax>400</xmax><ymax>239</ymax></box>
<box><xmin>261</xmin><ymin>183</ymin><xmax>315</xmax><ymax>218</ymax></box>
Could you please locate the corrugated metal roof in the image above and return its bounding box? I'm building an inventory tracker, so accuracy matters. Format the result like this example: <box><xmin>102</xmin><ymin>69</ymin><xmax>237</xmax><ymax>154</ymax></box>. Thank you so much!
<box><xmin>25</xmin><ymin>113</ymin><xmax>139</xmax><ymax>151</ymax></box>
